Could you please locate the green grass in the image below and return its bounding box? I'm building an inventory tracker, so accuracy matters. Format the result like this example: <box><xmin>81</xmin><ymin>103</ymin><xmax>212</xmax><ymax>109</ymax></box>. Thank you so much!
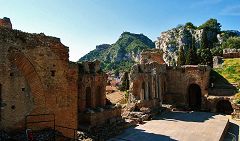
<box><xmin>214</xmin><ymin>58</ymin><xmax>240</xmax><ymax>89</ymax></box>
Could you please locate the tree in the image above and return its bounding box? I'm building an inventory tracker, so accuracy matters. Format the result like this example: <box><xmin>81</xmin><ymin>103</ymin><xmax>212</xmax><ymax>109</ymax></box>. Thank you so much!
<box><xmin>185</xmin><ymin>22</ymin><xmax>197</xmax><ymax>29</ymax></box>
<box><xmin>186</xmin><ymin>46</ymin><xmax>193</xmax><ymax>65</ymax></box>
<box><xmin>197</xmin><ymin>48</ymin><xmax>213</xmax><ymax>67</ymax></box>
<box><xmin>222</xmin><ymin>37</ymin><xmax>240</xmax><ymax>49</ymax></box>
<box><xmin>177</xmin><ymin>46</ymin><xmax>186</xmax><ymax>66</ymax></box>
<box><xmin>119</xmin><ymin>72</ymin><xmax>129</xmax><ymax>91</ymax></box>
<box><xmin>198</xmin><ymin>28</ymin><xmax>213</xmax><ymax>66</ymax></box>
<box><xmin>201</xmin><ymin>28</ymin><xmax>209</xmax><ymax>49</ymax></box>
<box><xmin>186</xmin><ymin>36</ymin><xmax>198</xmax><ymax>65</ymax></box>
<box><xmin>198</xmin><ymin>18</ymin><xmax>221</xmax><ymax>33</ymax></box>
<box><xmin>191</xmin><ymin>36</ymin><xmax>198</xmax><ymax>65</ymax></box>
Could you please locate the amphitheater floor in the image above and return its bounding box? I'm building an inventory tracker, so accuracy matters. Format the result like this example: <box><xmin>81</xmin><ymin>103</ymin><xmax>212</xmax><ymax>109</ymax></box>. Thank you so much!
<box><xmin>110</xmin><ymin>111</ymin><xmax>230</xmax><ymax>141</ymax></box>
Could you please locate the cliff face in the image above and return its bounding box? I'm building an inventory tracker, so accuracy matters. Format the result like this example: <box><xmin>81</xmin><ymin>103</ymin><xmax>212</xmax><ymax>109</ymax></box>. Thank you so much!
<box><xmin>155</xmin><ymin>26</ymin><xmax>217</xmax><ymax>65</ymax></box>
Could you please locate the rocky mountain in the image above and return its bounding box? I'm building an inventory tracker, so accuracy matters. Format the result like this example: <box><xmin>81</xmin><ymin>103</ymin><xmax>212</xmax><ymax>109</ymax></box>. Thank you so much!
<box><xmin>155</xmin><ymin>20</ymin><xmax>240</xmax><ymax>66</ymax></box>
<box><xmin>79</xmin><ymin>32</ymin><xmax>155</xmax><ymax>72</ymax></box>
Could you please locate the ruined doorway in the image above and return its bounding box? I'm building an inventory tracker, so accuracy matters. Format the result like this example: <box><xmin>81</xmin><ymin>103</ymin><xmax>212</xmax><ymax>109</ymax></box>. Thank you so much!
<box><xmin>188</xmin><ymin>84</ymin><xmax>201</xmax><ymax>110</ymax></box>
<box><xmin>96</xmin><ymin>86</ymin><xmax>102</xmax><ymax>107</ymax></box>
<box><xmin>86</xmin><ymin>87</ymin><xmax>91</xmax><ymax>108</ymax></box>
<box><xmin>216</xmin><ymin>100</ymin><xmax>233</xmax><ymax>114</ymax></box>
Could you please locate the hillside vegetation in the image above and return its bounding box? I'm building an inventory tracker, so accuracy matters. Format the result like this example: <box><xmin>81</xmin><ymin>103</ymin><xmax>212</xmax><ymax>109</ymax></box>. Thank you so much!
<box><xmin>79</xmin><ymin>32</ymin><xmax>155</xmax><ymax>72</ymax></box>
<box><xmin>214</xmin><ymin>58</ymin><xmax>240</xmax><ymax>89</ymax></box>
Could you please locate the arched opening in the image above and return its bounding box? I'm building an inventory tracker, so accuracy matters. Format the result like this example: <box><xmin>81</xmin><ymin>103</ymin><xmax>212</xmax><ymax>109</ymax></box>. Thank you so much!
<box><xmin>86</xmin><ymin>87</ymin><xmax>92</xmax><ymax>109</ymax></box>
<box><xmin>188</xmin><ymin>84</ymin><xmax>202</xmax><ymax>110</ymax></box>
<box><xmin>141</xmin><ymin>82</ymin><xmax>145</xmax><ymax>100</ymax></box>
<box><xmin>9</xmin><ymin>53</ymin><xmax>46</xmax><ymax>112</ymax></box>
<box><xmin>96</xmin><ymin>86</ymin><xmax>102</xmax><ymax>107</ymax></box>
<box><xmin>216</xmin><ymin>100</ymin><xmax>233</xmax><ymax>114</ymax></box>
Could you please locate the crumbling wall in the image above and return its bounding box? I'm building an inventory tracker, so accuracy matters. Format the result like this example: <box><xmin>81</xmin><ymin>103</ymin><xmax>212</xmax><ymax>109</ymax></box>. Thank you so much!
<box><xmin>165</xmin><ymin>65</ymin><xmax>211</xmax><ymax>109</ymax></box>
<box><xmin>77</xmin><ymin>61</ymin><xmax>122</xmax><ymax>129</ymax></box>
<box><xmin>140</xmin><ymin>49</ymin><xmax>165</xmax><ymax>64</ymax></box>
<box><xmin>0</xmin><ymin>17</ymin><xmax>12</xmax><ymax>29</ymax></box>
<box><xmin>0</xmin><ymin>25</ymin><xmax>78</xmax><ymax>137</ymax></box>
<box><xmin>223</xmin><ymin>48</ymin><xmax>240</xmax><ymax>58</ymax></box>
<box><xmin>77</xmin><ymin>60</ymin><xmax>107</xmax><ymax>112</ymax></box>
<box><xmin>129</xmin><ymin>62</ymin><xmax>167</xmax><ymax>109</ymax></box>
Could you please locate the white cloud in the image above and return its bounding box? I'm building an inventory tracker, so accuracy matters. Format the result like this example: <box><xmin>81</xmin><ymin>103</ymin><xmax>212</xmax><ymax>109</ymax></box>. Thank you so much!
<box><xmin>221</xmin><ymin>5</ymin><xmax>240</xmax><ymax>16</ymax></box>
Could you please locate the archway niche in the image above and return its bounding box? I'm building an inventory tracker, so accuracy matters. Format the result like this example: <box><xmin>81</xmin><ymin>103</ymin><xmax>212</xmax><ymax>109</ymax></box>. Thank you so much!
<box><xmin>216</xmin><ymin>100</ymin><xmax>233</xmax><ymax>115</ymax></box>
<box><xmin>188</xmin><ymin>84</ymin><xmax>202</xmax><ymax>110</ymax></box>
<box><xmin>86</xmin><ymin>87</ymin><xmax>92</xmax><ymax>109</ymax></box>
<box><xmin>96</xmin><ymin>86</ymin><xmax>102</xmax><ymax>107</ymax></box>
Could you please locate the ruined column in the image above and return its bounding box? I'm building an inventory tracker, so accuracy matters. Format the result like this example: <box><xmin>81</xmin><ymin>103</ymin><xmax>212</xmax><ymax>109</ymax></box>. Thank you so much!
<box><xmin>145</xmin><ymin>80</ymin><xmax>149</xmax><ymax>100</ymax></box>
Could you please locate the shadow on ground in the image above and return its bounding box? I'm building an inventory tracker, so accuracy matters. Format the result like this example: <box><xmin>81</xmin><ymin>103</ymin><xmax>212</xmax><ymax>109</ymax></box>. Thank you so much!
<box><xmin>224</xmin><ymin>121</ymin><xmax>239</xmax><ymax>141</ymax></box>
<box><xmin>158</xmin><ymin>111</ymin><xmax>217</xmax><ymax>122</ymax></box>
<box><xmin>109</xmin><ymin>128</ymin><xmax>177</xmax><ymax>141</ymax></box>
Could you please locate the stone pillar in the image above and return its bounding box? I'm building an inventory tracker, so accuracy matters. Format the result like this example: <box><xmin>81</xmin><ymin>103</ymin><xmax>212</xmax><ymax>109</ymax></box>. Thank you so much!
<box><xmin>140</xmin><ymin>88</ymin><xmax>144</xmax><ymax>100</ymax></box>
<box><xmin>155</xmin><ymin>76</ymin><xmax>158</xmax><ymax>98</ymax></box>
<box><xmin>159</xmin><ymin>76</ymin><xmax>162</xmax><ymax>101</ymax></box>
<box><xmin>145</xmin><ymin>81</ymin><xmax>149</xmax><ymax>100</ymax></box>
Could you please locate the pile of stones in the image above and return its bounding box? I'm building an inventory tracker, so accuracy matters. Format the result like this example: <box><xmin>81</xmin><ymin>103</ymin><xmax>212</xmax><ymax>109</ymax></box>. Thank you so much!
<box><xmin>78</xmin><ymin>117</ymin><xmax>129</xmax><ymax>141</ymax></box>
<box><xmin>127</xmin><ymin>107</ymin><xmax>151</xmax><ymax>124</ymax></box>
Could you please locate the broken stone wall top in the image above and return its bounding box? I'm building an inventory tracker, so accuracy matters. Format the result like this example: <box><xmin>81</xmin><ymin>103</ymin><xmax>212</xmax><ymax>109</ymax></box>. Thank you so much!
<box><xmin>130</xmin><ymin>62</ymin><xmax>167</xmax><ymax>76</ymax></box>
<box><xmin>0</xmin><ymin>17</ymin><xmax>12</xmax><ymax>29</ymax></box>
<box><xmin>167</xmin><ymin>65</ymin><xmax>211</xmax><ymax>72</ymax></box>
<box><xmin>78</xmin><ymin>60</ymin><xmax>102</xmax><ymax>74</ymax></box>
<box><xmin>0</xmin><ymin>26</ymin><xmax>69</xmax><ymax>61</ymax></box>
<box><xmin>223</xmin><ymin>48</ymin><xmax>240</xmax><ymax>58</ymax></box>
<box><xmin>140</xmin><ymin>49</ymin><xmax>165</xmax><ymax>64</ymax></box>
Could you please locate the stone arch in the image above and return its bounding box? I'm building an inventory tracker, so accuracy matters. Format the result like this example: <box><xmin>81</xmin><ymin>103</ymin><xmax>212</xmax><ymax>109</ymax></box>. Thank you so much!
<box><xmin>216</xmin><ymin>100</ymin><xmax>233</xmax><ymax>114</ymax></box>
<box><xmin>85</xmin><ymin>87</ymin><xmax>92</xmax><ymax>108</ymax></box>
<box><xmin>8</xmin><ymin>53</ymin><xmax>46</xmax><ymax>113</ymax></box>
<box><xmin>188</xmin><ymin>84</ymin><xmax>202</xmax><ymax>110</ymax></box>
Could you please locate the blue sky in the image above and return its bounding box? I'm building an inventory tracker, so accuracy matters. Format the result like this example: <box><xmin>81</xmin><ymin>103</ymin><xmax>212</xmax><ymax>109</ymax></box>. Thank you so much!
<box><xmin>0</xmin><ymin>0</ymin><xmax>240</xmax><ymax>61</ymax></box>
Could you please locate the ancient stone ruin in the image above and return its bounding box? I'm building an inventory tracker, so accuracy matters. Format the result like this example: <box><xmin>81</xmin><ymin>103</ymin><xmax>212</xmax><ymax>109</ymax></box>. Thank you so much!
<box><xmin>77</xmin><ymin>61</ymin><xmax>121</xmax><ymax>127</ymax></box>
<box><xmin>126</xmin><ymin>49</ymin><xmax>236</xmax><ymax>118</ymax></box>
<box><xmin>0</xmin><ymin>17</ymin><xmax>238</xmax><ymax>140</ymax></box>
<box><xmin>0</xmin><ymin>17</ymin><xmax>12</xmax><ymax>29</ymax></box>
<box><xmin>223</xmin><ymin>48</ymin><xmax>240</xmax><ymax>58</ymax></box>
<box><xmin>0</xmin><ymin>18</ymin><xmax>121</xmax><ymax>139</ymax></box>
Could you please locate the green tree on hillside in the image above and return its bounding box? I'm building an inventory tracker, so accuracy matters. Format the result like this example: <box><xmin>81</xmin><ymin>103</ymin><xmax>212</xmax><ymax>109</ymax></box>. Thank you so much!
<box><xmin>222</xmin><ymin>37</ymin><xmax>240</xmax><ymax>49</ymax></box>
<box><xmin>198</xmin><ymin>18</ymin><xmax>221</xmax><ymax>33</ymax></box>
<box><xmin>186</xmin><ymin>36</ymin><xmax>198</xmax><ymax>65</ymax></box>
<box><xmin>177</xmin><ymin>46</ymin><xmax>186</xmax><ymax>66</ymax></box>
<box><xmin>198</xmin><ymin>48</ymin><xmax>213</xmax><ymax>66</ymax></box>
<box><xmin>185</xmin><ymin>22</ymin><xmax>197</xmax><ymax>29</ymax></box>
<box><xmin>198</xmin><ymin>28</ymin><xmax>213</xmax><ymax>66</ymax></box>
<box><xmin>119</xmin><ymin>72</ymin><xmax>129</xmax><ymax>91</ymax></box>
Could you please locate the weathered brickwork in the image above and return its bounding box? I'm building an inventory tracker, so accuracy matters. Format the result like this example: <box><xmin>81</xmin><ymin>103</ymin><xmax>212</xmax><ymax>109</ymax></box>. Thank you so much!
<box><xmin>0</xmin><ymin>17</ymin><xmax>12</xmax><ymax>29</ymax></box>
<box><xmin>77</xmin><ymin>61</ymin><xmax>121</xmax><ymax>127</ymax></box>
<box><xmin>129</xmin><ymin>62</ymin><xmax>167</xmax><ymax>110</ymax></box>
<box><xmin>140</xmin><ymin>49</ymin><xmax>165</xmax><ymax>64</ymax></box>
<box><xmin>0</xmin><ymin>26</ymin><xmax>78</xmax><ymax>137</ymax></box>
<box><xmin>0</xmin><ymin>18</ymin><xmax>122</xmax><ymax>138</ymax></box>
<box><xmin>223</xmin><ymin>48</ymin><xmax>240</xmax><ymax>58</ymax></box>
<box><xmin>164</xmin><ymin>65</ymin><xmax>211</xmax><ymax>108</ymax></box>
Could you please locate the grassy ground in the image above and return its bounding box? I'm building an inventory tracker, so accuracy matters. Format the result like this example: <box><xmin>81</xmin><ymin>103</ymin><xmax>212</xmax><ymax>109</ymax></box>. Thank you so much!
<box><xmin>214</xmin><ymin>58</ymin><xmax>240</xmax><ymax>89</ymax></box>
